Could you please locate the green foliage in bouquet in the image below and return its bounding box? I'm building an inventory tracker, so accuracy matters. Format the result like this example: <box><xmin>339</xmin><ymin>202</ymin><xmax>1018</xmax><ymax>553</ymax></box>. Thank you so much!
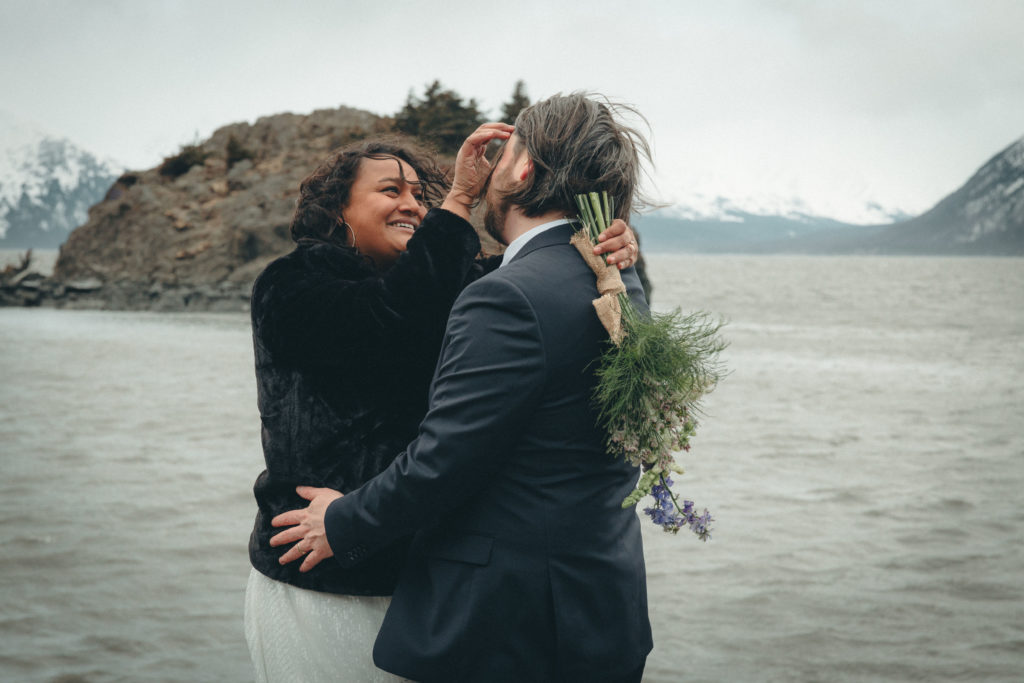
<box><xmin>574</xmin><ymin>192</ymin><xmax>727</xmax><ymax>538</ymax></box>
<box><xmin>394</xmin><ymin>80</ymin><xmax>485</xmax><ymax>156</ymax></box>
<box><xmin>594</xmin><ymin>308</ymin><xmax>726</xmax><ymax>467</ymax></box>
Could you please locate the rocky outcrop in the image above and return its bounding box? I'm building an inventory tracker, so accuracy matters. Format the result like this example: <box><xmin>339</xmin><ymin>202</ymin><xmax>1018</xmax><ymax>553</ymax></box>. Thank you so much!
<box><xmin>4</xmin><ymin>106</ymin><xmax>397</xmax><ymax>310</ymax></box>
<box><xmin>755</xmin><ymin>135</ymin><xmax>1024</xmax><ymax>256</ymax></box>
<box><xmin>865</xmin><ymin>135</ymin><xmax>1024</xmax><ymax>254</ymax></box>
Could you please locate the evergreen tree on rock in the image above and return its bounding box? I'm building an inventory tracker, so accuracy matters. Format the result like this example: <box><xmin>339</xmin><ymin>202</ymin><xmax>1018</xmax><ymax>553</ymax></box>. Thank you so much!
<box><xmin>394</xmin><ymin>81</ymin><xmax>485</xmax><ymax>156</ymax></box>
<box><xmin>501</xmin><ymin>80</ymin><xmax>531</xmax><ymax>125</ymax></box>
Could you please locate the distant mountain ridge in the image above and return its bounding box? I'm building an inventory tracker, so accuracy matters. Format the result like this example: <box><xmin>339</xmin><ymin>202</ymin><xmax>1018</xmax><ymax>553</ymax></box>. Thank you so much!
<box><xmin>634</xmin><ymin>207</ymin><xmax>867</xmax><ymax>253</ymax></box>
<box><xmin>661</xmin><ymin>192</ymin><xmax>912</xmax><ymax>227</ymax></box>
<box><xmin>3</xmin><ymin>108</ymin><xmax>1019</xmax><ymax>257</ymax></box>
<box><xmin>2</xmin><ymin>107</ymin><xmax>1021</xmax><ymax>311</ymax></box>
<box><xmin>853</xmin><ymin>135</ymin><xmax>1024</xmax><ymax>254</ymax></box>
<box><xmin>637</xmin><ymin>135</ymin><xmax>1024</xmax><ymax>256</ymax></box>
<box><xmin>0</xmin><ymin>111</ymin><xmax>122</xmax><ymax>248</ymax></box>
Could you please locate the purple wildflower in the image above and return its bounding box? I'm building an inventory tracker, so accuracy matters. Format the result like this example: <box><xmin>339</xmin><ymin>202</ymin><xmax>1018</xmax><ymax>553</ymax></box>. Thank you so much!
<box><xmin>642</xmin><ymin>475</ymin><xmax>713</xmax><ymax>540</ymax></box>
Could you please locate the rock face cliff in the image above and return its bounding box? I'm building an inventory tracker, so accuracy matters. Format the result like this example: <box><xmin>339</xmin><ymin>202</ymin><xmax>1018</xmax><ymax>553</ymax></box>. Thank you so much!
<box><xmin>864</xmin><ymin>135</ymin><xmax>1024</xmax><ymax>254</ymax></box>
<box><xmin>751</xmin><ymin>134</ymin><xmax>1024</xmax><ymax>255</ymax></box>
<box><xmin>7</xmin><ymin>106</ymin><xmax>390</xmax><ymax>310</ymax></box>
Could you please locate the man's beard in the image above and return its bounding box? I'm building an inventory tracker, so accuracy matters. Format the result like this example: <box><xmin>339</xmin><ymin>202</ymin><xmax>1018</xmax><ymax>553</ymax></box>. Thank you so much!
<box><xmin>483</xmin><ymin>196</ymin><xmax>509</xmax><ymax>245</ymax></box>
<box><xmin>482</xmin><ymin>167</ymin><xmax>513</xmax><ymax>245</ymax></box>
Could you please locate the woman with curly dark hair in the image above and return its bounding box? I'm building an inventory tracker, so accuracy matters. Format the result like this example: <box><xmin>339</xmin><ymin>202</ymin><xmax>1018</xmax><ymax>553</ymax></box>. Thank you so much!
<box><xmin>243</xmin><ymin>123</ymin><xmax>638</xmax><ymax>681</ymax></box>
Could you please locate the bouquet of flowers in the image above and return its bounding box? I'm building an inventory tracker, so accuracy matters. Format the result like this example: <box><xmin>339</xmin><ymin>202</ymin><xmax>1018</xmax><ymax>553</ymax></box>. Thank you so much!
<box><xmin>572</xmin><ymin>192</ymin><xmax>726</xmax><ymax>540</ymax></box>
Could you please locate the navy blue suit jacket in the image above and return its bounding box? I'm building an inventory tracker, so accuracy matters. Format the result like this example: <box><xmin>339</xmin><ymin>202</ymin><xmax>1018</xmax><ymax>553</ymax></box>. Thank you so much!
<box><xmin>325</xmin><ymin>222</ymin><xmax>652</xmax><ymax>682</ymax></box>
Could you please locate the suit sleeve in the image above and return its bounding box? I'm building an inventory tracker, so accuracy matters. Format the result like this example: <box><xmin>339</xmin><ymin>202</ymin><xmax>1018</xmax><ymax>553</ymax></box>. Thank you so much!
<box><xmin>324</xmin><ymin>274</ymin><xmax>547</xmax><ymax>565</ymax></box>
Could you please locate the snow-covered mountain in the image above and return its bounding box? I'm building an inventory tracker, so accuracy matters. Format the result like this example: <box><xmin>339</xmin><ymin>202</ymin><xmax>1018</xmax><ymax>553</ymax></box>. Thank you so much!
<box><xmin>634</xmin><ymin>180</ymin><xmax>915</xmax><ymax>253</ymax></box>
<box><xmin>657</xmin><ymin>192</ymin><xmax>912</xmax><ymax>227</ymax></box>
<box><xmin>637</xmin><ymin>135</ymin><xmax>1023</xmax><ymax>255</ymax></box>
<box><xmin>634</xmin><ymin>194</ymin><xmax>896</xmax><ymax>253</ymax></box>
<box><xmin>0</xmin><ymin>111</ymin><xmax>123</xmax><ymax>248</ymax></box>
<box><xmin>859</xmin><ymin>135</ymin><xmax>1024</xmax><ymax>253</ymax></box>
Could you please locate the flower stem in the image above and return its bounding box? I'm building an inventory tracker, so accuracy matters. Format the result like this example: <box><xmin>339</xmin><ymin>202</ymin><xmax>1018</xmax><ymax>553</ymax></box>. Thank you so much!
<box><xmin>660</xmin><ymin>473</ymin><xmax>689</xmax><ymax>518</ymax></box>
<box><xmin>588</xmin><ymin>192</ymin><xmax>607</xmax><ymax>232</ymax></box>
<box><xmin>619</xmin><ymin>291</ymin><xmax>638</xmax><ymax>328</ymax></box>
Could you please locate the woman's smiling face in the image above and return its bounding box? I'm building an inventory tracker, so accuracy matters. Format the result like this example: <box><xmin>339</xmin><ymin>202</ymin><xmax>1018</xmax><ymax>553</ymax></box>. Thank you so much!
<box><xmin>342</xmin><ymin>156</ymin><xmax>428</xmax><ymax>268</ymax></box>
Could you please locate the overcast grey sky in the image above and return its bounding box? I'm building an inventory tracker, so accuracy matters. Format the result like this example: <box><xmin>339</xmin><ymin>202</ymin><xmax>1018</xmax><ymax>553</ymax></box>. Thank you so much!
<box><xmin>2</xmin><ymin>0</ymin><xmax>1022</xmax><ymax>222</ymax></box>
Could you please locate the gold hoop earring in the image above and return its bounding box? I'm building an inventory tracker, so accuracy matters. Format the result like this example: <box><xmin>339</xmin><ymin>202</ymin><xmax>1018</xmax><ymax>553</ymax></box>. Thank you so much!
<box><xmin>337</xmin><ymin>218</ymin><xmax>358</xmax><ymax>248</ymax></box>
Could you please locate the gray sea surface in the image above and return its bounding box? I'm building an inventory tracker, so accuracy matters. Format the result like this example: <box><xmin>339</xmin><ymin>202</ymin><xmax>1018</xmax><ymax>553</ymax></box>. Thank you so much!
<box><xmin>1</xmin><ymin>254</ymin><xmax>1022</xmax><ymax>682</ymax></box>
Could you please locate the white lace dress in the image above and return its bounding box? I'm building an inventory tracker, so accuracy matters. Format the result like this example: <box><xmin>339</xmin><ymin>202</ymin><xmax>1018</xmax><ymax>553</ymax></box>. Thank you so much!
<box><xmin>244</xmin><ymin>568</ymin><xmax>413</xmax><ymax>682</ymax></box>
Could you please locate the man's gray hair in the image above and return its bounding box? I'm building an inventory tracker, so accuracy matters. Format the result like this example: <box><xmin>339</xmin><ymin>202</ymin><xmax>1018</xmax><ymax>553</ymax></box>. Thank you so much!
<box><xmin>506</xmin><ymin>92</ymin><xmax>651</xmax><ymax>220</ymax></box>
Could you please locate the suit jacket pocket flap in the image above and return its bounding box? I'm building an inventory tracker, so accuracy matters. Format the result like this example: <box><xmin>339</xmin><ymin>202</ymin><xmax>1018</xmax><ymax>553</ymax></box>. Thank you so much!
<box><xmin>426</xmin><ymin>533</ymin><xmax>493</xmax><ymax>566</ymax></box>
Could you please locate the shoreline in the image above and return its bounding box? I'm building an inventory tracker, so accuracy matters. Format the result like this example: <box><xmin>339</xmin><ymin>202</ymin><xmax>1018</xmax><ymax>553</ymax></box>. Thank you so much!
<box><xmin>5</xmin><ymin>250</ymin><xmax>1021</xmax><ymax>312</ymax></box>
<box><xmin>1</xmin><ymin>249</ymin><xmax>252</xmax><ymax>311</ymax></box>
<box><xmin>0</xmin><ymin>275</ymin><xmax>252</xmax><ymax>312</ymax></box>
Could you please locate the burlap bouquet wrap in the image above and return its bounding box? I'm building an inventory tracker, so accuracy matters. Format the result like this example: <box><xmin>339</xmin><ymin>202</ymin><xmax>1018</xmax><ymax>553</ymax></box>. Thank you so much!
<box><xmin>570</xmin><ymin>230</ymin><xmax>627</xmax><ymax>345</ymax></box>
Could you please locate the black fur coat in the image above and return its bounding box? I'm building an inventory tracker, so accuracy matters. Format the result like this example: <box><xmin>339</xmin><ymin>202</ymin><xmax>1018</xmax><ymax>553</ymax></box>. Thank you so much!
<box><xmin>248</xmin><ymin>208</ymin><xmax>495</xmax><ymax>595</ymax></box>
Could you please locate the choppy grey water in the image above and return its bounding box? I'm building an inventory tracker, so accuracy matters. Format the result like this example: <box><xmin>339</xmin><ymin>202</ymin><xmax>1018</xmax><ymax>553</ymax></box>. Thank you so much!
<box><xmin>1</xmin><ymin>254</ymin><xmax>1022</xmax><ymax>682</ymax></box>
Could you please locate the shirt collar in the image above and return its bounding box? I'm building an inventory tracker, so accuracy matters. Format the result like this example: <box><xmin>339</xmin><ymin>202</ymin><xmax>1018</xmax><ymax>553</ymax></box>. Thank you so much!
<box><xmin>499</xmin><ymin>217</ymin><xmax>577</xmax><ymax>267</ymax></box>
